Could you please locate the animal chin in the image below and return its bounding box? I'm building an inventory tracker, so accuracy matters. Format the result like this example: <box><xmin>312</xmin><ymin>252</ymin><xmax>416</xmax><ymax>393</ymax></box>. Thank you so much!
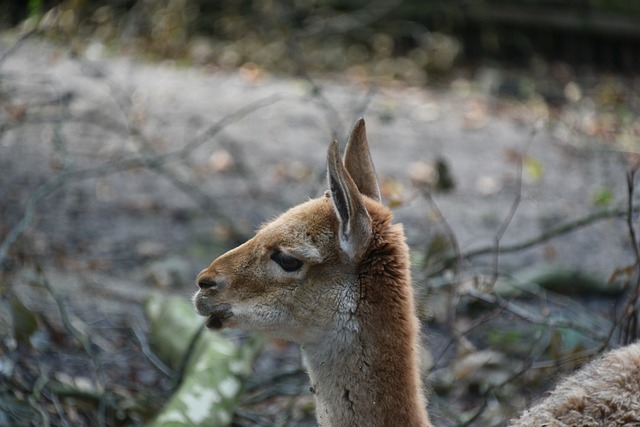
<box><xmin>205</xmin><ymin>304</ymin><xmax>233</xmax><ymax>329</ymax></box>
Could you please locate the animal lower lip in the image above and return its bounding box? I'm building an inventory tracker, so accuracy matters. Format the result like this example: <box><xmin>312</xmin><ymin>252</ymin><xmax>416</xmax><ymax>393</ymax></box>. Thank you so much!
<box><xmin>205</xmin><ymin>305</ymin><xmax>232</xmax><ymax>329</ymax></box>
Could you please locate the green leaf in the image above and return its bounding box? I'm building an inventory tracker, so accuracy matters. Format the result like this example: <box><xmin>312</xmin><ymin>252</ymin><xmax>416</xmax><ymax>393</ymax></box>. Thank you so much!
<box><xmin>27</xmin><ymin>0</ymin><xmax>44</xmax><ymax>20</ymax></box>
<box><xmin>592</xmin><ymin>187</ymin><xmax>613</xmax><ymax>207</ymax></box>
<box><xmin>523</xmin><ymin>155</ymin><xmax>544</xmax><ymax>183</ymax></box>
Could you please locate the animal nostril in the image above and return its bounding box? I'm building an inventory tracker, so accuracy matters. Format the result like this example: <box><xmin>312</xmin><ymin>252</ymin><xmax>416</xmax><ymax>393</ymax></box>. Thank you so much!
<box><xmin>197</xmin><ymin>276</ymin><xmax>218</xmax><ymax>290</ymax></box>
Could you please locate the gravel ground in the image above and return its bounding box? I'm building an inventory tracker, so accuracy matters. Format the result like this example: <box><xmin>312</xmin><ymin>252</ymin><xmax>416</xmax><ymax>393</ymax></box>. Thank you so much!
<box><xmin>0</xmin><ymin>33</ymin><xmax>637</xmax><ymax>426</ymax></box>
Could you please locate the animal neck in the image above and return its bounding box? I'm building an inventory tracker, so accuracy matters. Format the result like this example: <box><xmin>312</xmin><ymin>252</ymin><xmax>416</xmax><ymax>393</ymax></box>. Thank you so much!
<box><xmin>302</xmin><ymin>219</ymin><xmax>432</xmax><ymax>427</ymax></box>
<box><xmin>302</xmin><ymin>335</ymin><xmax>430</xmax><ymax>426</ymax></box>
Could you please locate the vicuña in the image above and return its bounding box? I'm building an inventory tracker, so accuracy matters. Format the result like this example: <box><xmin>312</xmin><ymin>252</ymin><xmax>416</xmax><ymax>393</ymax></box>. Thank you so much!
<box><xmin>193</xmin><ymin>118</ymin><xmax>640</xmax><ymax>426</ymax></box>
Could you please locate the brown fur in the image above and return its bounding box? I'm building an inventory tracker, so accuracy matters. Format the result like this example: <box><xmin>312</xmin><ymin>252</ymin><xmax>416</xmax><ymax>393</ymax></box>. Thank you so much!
<box><xmin>194</xmin><ymin>194</ymin><xmax>431</xmax><ymax>426</ymax></box>
<box><xmin>306</xmin><ymin>198</ymin><xmax>429</xmax><ymax>426</ymax></box>
<box><xmin>510</xmin><ymin>343</ymin><xmax>640</xmax><ymax>426</ymax></box>
<box><xmin>194</xmin><ymin>118</ymin><xmax>431</xmax><ymax>426</ymax></box>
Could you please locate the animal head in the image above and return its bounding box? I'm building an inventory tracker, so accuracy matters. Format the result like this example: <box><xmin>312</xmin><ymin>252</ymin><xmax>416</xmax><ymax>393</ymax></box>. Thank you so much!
<box><xmin>193</xmin><ymin>118</ymin><xmax>385</xmax><ymax>344</ymax></box>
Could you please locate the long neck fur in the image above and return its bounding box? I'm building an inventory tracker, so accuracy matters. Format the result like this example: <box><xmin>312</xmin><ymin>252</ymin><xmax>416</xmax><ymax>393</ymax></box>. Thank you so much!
<box><xmin>302</xmin><ymin>201</ymin><xmax>432</xmax><ymax>427</ymax></box>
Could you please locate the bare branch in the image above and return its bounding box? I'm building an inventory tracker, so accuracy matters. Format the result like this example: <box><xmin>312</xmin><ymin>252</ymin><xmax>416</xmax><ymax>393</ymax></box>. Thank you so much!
<box><xmin>0</xmin><ymin>93</ymin><xmax>287</xmax><ymax>264</ymax></box>
<box><xmin>442</xmin><ymin>204</ymin><xmax>640</xmax><ymax>268</ymax></box>
<box><xmin>131</xmin><ymin>326</ymin><xmax>174</xmax><ymax>379</ymax></box>
<box><xmin>419</xmin><ymin>187</ymin><xmax>463</xmax><ymax>327</ymax></box>
<box><xmin>621</xmin><ymin>166</ymin><xmax>640</xmax><ymax>343</ymax></box>
<box><xmin>0</xmin><ymin>29</ymin><xmax>37</xmax><ymax>67</ymax></box>
<box><xmin>0</xmin><ymin>92</ymin><xmax>73</xmax><ymax>265</ymax></box>
<box><xmin>490</xmin><ymin>154</ymin><xmax>523</xmax><ymax>286</ymax></box>
<box><xmin>34</xmin><ymin>263</ymin><xmax>108</xmax><ymax>427</ymax></box>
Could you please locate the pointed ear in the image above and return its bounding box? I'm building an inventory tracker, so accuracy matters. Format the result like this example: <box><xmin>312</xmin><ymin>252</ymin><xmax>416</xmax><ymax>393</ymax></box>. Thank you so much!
<box><xmin>327</xmin><ymin>139</ymin><xmax>373</xmax><ymax>258</ymax></box>
<box><xmin>344</xmin><ymin>118</ymin><xmax>381</xmax><ymax>203</ymax></box>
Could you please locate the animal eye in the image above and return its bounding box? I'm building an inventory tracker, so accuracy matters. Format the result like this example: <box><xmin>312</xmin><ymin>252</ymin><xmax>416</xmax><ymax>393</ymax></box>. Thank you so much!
<box><xmin>271</xmin><ymin>251</ymin><xmax>303</xmax><ymax>272</ymax></box>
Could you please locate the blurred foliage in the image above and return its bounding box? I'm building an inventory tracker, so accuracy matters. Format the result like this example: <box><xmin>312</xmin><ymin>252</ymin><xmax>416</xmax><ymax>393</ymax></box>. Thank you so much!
<box><xmin>4</xmin><ymin>0</ymin><xmax>639</xmax><ymax>79</ymax></box>
<box><xmin>23</xmin><ymin>0</ymin><xmax>452</xmax><ymax>84</ymax></box>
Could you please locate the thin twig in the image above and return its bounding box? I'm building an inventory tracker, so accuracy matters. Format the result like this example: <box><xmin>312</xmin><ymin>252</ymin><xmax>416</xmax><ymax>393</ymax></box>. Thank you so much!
<box><xmin>529</xmin><ymin>346</ymin><xmax>602</xmax><ymax>370</ymax></box>
<box><xmin>280</xmin><ymin>7</ymin><xmax>344</xmax><ymax>138</ymax></box>
<box><xmin>490</xmin><ymin>152</ymin><xmax>523</xmax><ymax>286</ymax></box>
<box><xmin>601</xmin><ymin>165</ymin><xmax>640</xmax><ymax>348</ymax></box>
<box><xmin>35</xmin><ymin>264</ymin><xmax>108</xmax><ymax>427</ymax></box>
<box><xmin>622</xmin><ymin>167</ymin><xmax>640</xmax><ymax>343</ymax></box>
<box><xmin>464</xmin><ymin>288</ymin><xmax>608</xmax><ymax>339</ymax></box>
<box><xmin>131</xmin><ymin>326</ymin><xmax>174</xmax><ymax>379</ymax></box>
<box><xmin>354</xmin><ymin>85</ymin><xmax>378</xmax><ymax>119</ymax></box>
<box><xmin>0</xmin><ymin>93</ymin><xmax>72</xmax><ymax>265</ymax></box>
<box><xmin>0</xmin><ymin>93</ymin><xmax>287</xmax><ymax>265</ymax></box>
<box><xmin>0</xmin><ymin>29</ymin><xmax>37</xmax><ymax>67</ymax></box>
<box><xmin>27</xmin><ymin>373</ymin><xmax>51</xmax><ymax>427</ymax></box>
<box><xmin>180</xmin><ymin>93</ymin><xmax>289</xmax><ymax>155</ymax></box>
<box><xmin>429</xmin><ymin>297</ymin><xmax>506</xmax><ymax>372</ymax></box>
<box><xmin>626</xmin><ymin>169</ymin><xmax>640</xmax><ymax>266</ymax></box>
<box><xmin>441</xmin><ymin>204</ymin><xmax>640</xmax><ymax>268</ymax></box>
<box><xmin>147</xmin><ymin>163</ymin><xmax>249</xmax><ymax>244</ymax></box>
<box><xmin>420</xmin><ymin>188</ymin><xmax>463</xmax><ymax>328</ymax></box>
<box><xmin>49</xmin><ymin>389</ymin><xmax>71</xmax><ymax>427</ymax></box>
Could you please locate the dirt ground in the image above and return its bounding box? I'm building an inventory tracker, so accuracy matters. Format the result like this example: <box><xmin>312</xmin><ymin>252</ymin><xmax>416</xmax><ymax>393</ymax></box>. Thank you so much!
<box><xmin>1</xmin><ymin>33</ymin><xmax>638</xmax><ymax>426</ymax></box>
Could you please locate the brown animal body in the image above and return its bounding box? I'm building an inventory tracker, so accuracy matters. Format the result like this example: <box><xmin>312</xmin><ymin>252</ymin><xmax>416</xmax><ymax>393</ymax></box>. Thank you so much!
<box><xmin>193</xmin><ymin>117</ymin><xmax>639</xmax><ymax>427</ymax></box>
<box><xmin>510</xmin><ymin>342</ymin><xmax>640</xmax><ymax>426</ymax></box>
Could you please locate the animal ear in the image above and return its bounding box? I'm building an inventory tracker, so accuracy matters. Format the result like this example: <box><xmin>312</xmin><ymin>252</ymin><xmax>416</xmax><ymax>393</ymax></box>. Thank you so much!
<box><xmin>327</xmin><ymin>139</ymin><xmax>373</xmax><ymax>258</ymax></box>
<box><xmin>344</xmin><ymin>117</ymin><xmax>381</xmax><ymax>203</ymax></box>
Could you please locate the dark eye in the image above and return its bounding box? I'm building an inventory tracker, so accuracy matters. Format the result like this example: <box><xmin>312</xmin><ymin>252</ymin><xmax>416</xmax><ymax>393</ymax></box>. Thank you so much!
<box><xmin>271</xmin><ymin>251</ymin><xmax>303</xmax><ymax>272</ymax></box>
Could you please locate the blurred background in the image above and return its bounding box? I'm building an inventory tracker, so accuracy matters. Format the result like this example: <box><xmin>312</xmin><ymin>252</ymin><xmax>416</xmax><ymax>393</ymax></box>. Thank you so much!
<box><xmin>3</xmin><ymin>0</ymin><xmax>640</xmax><ymax>73</ymax></box>
<box><xmin>1</xmin><ymin>1</ymin><xmax>639</xmax><ymax>426</ymax></box>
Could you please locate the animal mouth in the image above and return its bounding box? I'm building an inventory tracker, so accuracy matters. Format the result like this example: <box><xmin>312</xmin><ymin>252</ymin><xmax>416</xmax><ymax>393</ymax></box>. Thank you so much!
<box><xmin>204</xmin><ymin>304</ymin><xmax>233</xmax><ymax>329</ymax></box>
